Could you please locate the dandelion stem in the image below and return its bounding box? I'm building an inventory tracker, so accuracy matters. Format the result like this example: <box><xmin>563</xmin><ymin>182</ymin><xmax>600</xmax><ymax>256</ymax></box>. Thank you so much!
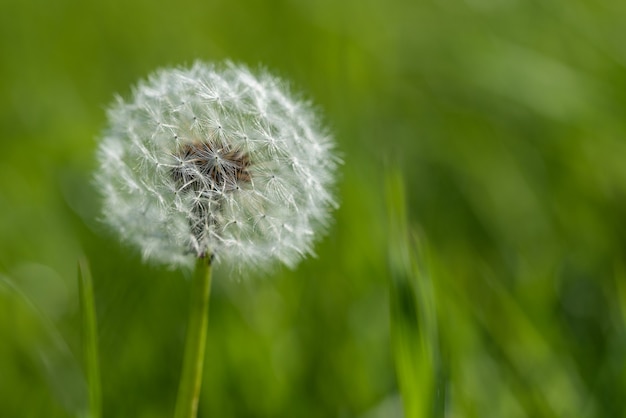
<box><xmin>175</xmin><ymin>256</ymin><xmax>213</xmax><ymax>418</ymax></box>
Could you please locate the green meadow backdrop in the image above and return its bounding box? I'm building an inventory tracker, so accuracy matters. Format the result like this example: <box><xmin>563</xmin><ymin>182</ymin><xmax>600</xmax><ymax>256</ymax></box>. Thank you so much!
<box><xmin>2</xmin><ymin>0</ymin><xmax>626</xmax><ymax>417</ymax></box>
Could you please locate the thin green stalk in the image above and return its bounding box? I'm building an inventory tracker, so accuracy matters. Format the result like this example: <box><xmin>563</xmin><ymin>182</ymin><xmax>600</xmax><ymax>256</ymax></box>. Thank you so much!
<box><xmin>386</xmin><ymin>171</ymin><xmax>443</xmax><ymax>418</ymax></box>
<box><xmin>175</xmin><ymin>256</ymin><xmax>213</xmax><ymax>418</ymax></box>
<box><xmin>78</xmin><ymin>258</ymin><xmax>102</xmax><ymax>418</ymax></box>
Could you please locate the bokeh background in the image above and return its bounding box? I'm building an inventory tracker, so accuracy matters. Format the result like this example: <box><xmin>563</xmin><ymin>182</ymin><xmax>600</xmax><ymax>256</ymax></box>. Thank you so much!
<box><xmin>2</xmin><ymin>0</ymin><xmax>626</xmax><ymax>417</ymax></box>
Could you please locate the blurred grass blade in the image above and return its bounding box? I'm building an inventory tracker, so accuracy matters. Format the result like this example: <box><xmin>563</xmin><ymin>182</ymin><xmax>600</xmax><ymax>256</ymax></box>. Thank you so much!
<box><xmin>0</xmin><ymin>273</ymin><xmax>89</xmax><ymax>416</ymax></box>
<box><xmin>614</xmin><ymin>261</ymin><xmax>626</xmax><ymax>328</ymax></box>
<box><xmin>386</xmin><ymin>170</ymin><xmax>443</xmax><ymax>418</ymax></box>
<box><xmin>78</xmin><ymin>258</ymin><xmax>102</xmax><ymax>418</ymax></box>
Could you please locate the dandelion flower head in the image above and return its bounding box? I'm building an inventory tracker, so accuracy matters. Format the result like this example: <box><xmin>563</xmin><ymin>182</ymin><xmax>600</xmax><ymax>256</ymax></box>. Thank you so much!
<box><xmin>96</xmin><ymin>62</ymin><xmax>339</xmax><ymax>273</ymax></box>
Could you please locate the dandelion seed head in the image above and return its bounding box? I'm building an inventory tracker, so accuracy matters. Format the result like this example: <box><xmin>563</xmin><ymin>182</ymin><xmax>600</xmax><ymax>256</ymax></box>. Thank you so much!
<box><xmin>96</xmin><ymin>61</ymin><xmax>340</xmax><ymax>274</ymax></box>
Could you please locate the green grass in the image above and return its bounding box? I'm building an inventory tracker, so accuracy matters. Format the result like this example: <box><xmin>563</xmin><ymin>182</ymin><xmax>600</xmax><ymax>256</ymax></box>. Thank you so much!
<box><xmin>2</xmin><ymin>0</ymin><xmax>626</xmax><ymax>416</ymax></box>
<box><xmin>78</xmin><ymin>259</ymin><xmax>101</xmax><ymax>418</ymax></box>
<box><xmin>386</xmin><ymin>171</ymin><xmax>442</xmax><ymax>418</ymax></box>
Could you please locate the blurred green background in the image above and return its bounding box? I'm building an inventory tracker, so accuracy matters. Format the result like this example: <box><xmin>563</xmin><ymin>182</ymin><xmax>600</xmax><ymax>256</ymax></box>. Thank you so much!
<box><xmin>2</xmin><ymin>0</ymin><xmax>626</xmax><ymax>417</ymax></box>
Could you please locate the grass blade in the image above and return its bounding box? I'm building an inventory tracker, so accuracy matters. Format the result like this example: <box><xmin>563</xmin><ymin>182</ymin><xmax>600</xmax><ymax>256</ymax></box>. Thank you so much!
<box><xmin>386</xmin><ymin>171</ymin><xmax>443</xmax><ymax>418</ymax></box>
<box><xmin>78</xmin><ymin>258</ymin><xmax>102</xmax><ymax>418</ymax></box>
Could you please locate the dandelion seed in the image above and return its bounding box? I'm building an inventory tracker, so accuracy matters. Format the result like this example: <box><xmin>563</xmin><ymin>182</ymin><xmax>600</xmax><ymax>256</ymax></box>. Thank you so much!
<box><xmin>96</xmin><ymin>61</ymin><xmax>340</xmax><ymax>274</ymax></box>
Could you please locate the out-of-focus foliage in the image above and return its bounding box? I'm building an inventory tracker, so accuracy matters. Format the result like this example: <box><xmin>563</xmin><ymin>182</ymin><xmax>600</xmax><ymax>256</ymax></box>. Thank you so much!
<box><xmin>387</xmin><ymin>172</ymin><xmax>442</xmax><ymax>418</ymax></box>
<box><xmin>2</xmin><ymin>0</ymin><xmax>626</xmax><ymax>416</ymax></box>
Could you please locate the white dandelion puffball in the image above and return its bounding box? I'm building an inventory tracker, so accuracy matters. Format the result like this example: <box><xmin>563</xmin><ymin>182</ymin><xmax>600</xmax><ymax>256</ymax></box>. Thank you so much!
<box><xmin>96</xmin><ymin>61</ymin><xmax>340</xmax><ymax>273</ymax></box>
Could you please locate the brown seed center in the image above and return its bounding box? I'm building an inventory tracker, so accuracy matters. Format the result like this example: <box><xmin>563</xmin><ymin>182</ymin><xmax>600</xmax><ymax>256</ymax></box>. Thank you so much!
<box><xmin>170</xmin><ymin>141</ymin><xmax>251</xmax><ymax>256</ymax></box>
<box><xmin>171</xmin><ymin>141</ymin><xmax>251</xmax><ymax>194</ymax></box>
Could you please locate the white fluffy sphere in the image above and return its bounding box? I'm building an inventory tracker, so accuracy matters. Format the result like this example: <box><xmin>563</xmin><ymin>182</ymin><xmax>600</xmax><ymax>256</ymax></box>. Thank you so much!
<box><xmin>96</xmin><ymin>62</ymin><xmax>339</xmax><ymax>273</ymax></box>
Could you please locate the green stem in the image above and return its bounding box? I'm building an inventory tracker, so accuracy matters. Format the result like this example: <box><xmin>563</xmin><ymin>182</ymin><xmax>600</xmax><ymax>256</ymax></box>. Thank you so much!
<box><xmin>175</xmin><ymin>256</ymin><xmax>213</xmax><ymax>418</ymax></box>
